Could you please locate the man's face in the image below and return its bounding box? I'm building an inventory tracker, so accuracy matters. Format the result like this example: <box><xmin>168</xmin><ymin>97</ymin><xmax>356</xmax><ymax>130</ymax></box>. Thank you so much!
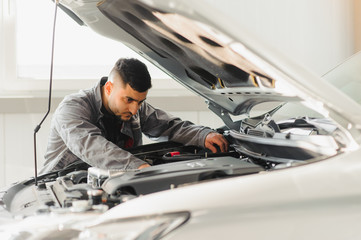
<box><xmin>105</xmin><ymin>76</ymin><xmax>148</xmax><ymax>121</ymax></box>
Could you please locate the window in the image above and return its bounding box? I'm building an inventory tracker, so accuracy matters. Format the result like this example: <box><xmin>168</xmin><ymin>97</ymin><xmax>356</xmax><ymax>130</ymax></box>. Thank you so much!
<box><xmin>9</xmin><ymin>0</ymin><xmax>167</xmax><ymax>90</ymax></box>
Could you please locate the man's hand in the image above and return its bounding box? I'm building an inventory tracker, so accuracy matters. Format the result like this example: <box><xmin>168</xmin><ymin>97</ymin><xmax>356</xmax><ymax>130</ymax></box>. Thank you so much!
<box><xmin>138</xmin><ymin>163</ymin><xmax>151</xmax><ymax>169</ymax></box>
<box><xmin>204</xmin><ymin>132</ymin><xmax>229</xmax><ymax>153</ymax></box>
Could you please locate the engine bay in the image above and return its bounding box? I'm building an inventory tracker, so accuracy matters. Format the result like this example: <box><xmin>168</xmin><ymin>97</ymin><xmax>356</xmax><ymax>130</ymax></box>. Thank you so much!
<box><xmin>1</xmin><ymin>113</ymin><xmax>341</xmax><ymax>218</ymax></box>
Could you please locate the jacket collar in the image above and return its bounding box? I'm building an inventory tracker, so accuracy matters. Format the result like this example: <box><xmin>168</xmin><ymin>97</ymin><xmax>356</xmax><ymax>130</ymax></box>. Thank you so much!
<box><xmin>94</xmin><ymin>77</ymin><xmax>108</xmax><ymax>122</ymax></box>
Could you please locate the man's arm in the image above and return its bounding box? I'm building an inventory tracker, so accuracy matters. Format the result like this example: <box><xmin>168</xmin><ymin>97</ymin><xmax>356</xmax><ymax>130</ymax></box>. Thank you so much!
<box><xmin>140</xmin><ymin>102</ymin><xmax>229</xmax><ymax>152</ymax></box>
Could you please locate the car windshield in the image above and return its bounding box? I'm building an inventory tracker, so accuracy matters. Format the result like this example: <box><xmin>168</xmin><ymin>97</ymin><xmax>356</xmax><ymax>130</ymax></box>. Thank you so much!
<box><xmin>323</xmin><ymin>51</ymin><xmax>361</xmax><ymax>106</ymax></box>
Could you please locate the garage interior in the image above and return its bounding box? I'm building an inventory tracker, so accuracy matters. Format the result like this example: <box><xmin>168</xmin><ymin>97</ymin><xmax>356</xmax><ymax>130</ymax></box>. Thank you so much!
<box><xmin>0</xmin><ymin>0</ymin><xmax>360</xmax><ymax>187</ymax></box>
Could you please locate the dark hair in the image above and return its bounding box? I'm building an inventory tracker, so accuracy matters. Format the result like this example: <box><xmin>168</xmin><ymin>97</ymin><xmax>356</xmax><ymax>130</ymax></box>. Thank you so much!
<box><xmin>111</xmin><ymin>58</ymin><xmax>152</xmax><ymax>92</ymax></box>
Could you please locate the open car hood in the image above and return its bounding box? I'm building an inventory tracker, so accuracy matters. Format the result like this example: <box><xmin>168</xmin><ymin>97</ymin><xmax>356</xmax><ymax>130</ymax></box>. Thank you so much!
<box><xmin>60</xmin><ymin>0</ymin><xmax>361</xmax><ymax>130</ymax></box>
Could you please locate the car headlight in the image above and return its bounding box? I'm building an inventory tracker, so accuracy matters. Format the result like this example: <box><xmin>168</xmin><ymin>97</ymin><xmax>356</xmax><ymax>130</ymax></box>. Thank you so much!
<box><xmin>78</xmin><ymin>211</ymin><xmax>190</xmax><ymax>240</ymax></box>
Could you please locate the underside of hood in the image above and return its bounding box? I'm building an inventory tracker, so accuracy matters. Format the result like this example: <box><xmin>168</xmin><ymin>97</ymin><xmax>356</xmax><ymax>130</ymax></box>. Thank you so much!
<box><xmin>95</xmin><ymin>0</ymin><xmax>301</xmax><ymax>117</ymax></box>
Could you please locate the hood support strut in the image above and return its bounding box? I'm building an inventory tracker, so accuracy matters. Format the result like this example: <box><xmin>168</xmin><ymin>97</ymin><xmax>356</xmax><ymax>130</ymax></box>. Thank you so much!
<box><xmin>208</xmin><ymin>102</ymin><xmax>242</xmax><ymax>131</ymax></box>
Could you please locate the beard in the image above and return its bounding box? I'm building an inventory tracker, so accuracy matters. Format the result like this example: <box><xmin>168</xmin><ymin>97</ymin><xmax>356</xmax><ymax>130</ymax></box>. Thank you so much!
<box><xmin>107</xmin><ymin>102</ymin><xmax>132</xmax><ymax>121</ymax></box>
<box><xmin>115</xmin><ymin>112</ymin><xmax>132</xmax><ymax>121</ymax></box>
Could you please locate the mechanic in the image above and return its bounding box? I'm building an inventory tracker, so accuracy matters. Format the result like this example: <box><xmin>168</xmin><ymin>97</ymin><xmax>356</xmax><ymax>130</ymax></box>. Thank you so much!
<box><xmin>40</xmin><ymin>58</ymin><xmax>228</xmax><ymax>174</ymax></box>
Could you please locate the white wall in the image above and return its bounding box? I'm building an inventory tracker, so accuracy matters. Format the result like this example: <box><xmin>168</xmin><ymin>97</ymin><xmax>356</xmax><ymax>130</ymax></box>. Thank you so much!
<box><xmin>1</xmin><ymin>113</ymin><xmax>52</xmax><ymax>186</ymax></box>
<box><xmin>0</xmin><ymin>114</ymin><xmax>4</xmax><ymax>187</ymax></box>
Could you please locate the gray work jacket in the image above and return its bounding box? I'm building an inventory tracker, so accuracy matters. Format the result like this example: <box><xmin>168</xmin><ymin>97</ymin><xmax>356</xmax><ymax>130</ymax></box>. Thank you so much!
<box><xmin>40</xmin><ymin>80</ymin><xmax>213</xmax><ymax>174</ymax></box>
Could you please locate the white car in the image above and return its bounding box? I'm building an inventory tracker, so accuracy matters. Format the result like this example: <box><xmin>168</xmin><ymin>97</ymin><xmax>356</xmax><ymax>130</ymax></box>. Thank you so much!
<box><xmin>1</xmin><ymin>0</ymin><xmax>361</xmax><ymax>239</ymax></box>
